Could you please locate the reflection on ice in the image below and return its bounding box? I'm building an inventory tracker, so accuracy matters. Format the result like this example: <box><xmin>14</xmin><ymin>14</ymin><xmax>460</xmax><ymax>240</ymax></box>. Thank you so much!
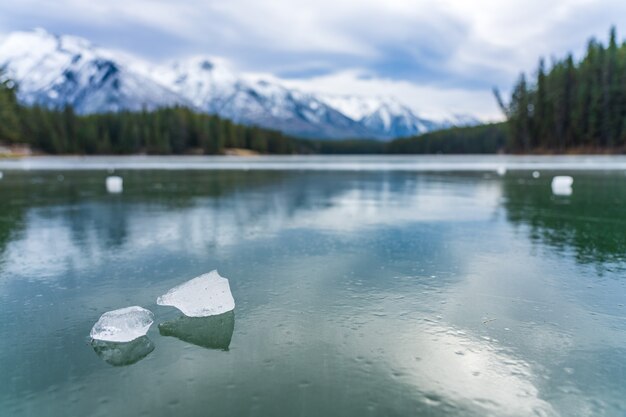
<box><xmin>411</xmin><ymin>324</ymin><xmax>556</xmax><ymax>416</ymax></box>
<box><xmin>344</xmin><ymin>315</ymin><xmax>557</xmax><ymax>416</ymax></box>
<box><xmin>91</xmin><ymin>336</ymin><xmax>155</xmax><ymax>366</ymax></box>
<box><xmin>158</xmin><ymin>311</ymin><xmax>235</xmax><ymax>350</ymax></box>
<box><xmin>90</xmin><ymin>306</ymin><xmax>154</xmax><ymax>342</ymax></box>
<box><xmin>157</xmin><ymin>271</ymin><xmax>235</xmax><ymax>317</ymax></box>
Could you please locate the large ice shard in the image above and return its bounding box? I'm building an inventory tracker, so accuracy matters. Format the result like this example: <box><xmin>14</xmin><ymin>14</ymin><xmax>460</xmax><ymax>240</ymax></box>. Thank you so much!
<box><xmin>157</xmin><ymin>270</ymin><xmax>235</xmax><ymax>317</ymax></box>
<box><xmin>90</xmin><ymin>306</ymin><xmax>154</xmax><ymax>342</ymax></box>
<box><xmin>91</xmin><ymin>336</ymin><xmax>155</xmax><ymax>366</ymax></box>
<box><xmin>159</xmin><ymin>311</ymin><xmax>235</xmax><ymax>350</ymax></box>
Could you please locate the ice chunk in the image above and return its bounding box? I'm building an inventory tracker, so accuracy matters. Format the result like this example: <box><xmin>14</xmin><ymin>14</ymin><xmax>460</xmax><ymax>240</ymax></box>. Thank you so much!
<box><xmin>157</xmin><ymin>270</ymin><xmax>235</xmax><ymax>317</ymax></box>
<box><xmin>0</xmin><ymin>171</ymin><xmax>3</xmax><ymax>180</ymax></box>
<box><xmin>532</xmin><ymin>171</ymin><xmax>540</xmax><ymax>179</ymax></box>
<box><xmin>551</xmin><ymin>176</ymin><xmax>573</xmax><ymax>196</ymax></box>
<box><xmin>159</xmin><ymin>310</ymin><xmax>234</xmax><ymax>350</ymax></box>
<box><xmin>91</xmin><ymin>336</ymin><xmax>155</xmax><ymax>366</ymax></box>
<box><xmin>106</xmin><ymin>176</ymin><xmax>123</xmax><ymax>193</ymax></box>
<box><xmin>90</xmin><ymin>306</ymin><xmax>154</xmax><ymax>342</ymax></box>
<box><xmin>552</xmin><ymin>176</ymin><xmax>573</xmax><ymax>187</ymax></box>
<box><xmin>496</xmin><ymin>166</ymin><xmax>506</xmax><ymax>176</ymax></box>
<box><xmin>551</xmin><ymin>175</ymin><xmax>573</xmax><ymax>196</ymax></box>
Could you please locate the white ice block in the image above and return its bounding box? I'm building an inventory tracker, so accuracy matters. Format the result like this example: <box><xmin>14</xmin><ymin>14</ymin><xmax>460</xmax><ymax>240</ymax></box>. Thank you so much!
<box><xmin>90</xmin><ymin>306</ymin><xmax>154</xmax><ymax>342</ymax></box>
<box><xmin>551</xmin><ymin>176</ymin><xmax>573</xmax><ymax>196</ymax></box>
<box><xmin>106</xmin><ymin>176</ymin><xmax>123</xmax><ymax>193</ymax></box>
<box><xmin>157</xmin><ymin>270</ymin><xmax>235</xmax><ymax>317</ymax></box>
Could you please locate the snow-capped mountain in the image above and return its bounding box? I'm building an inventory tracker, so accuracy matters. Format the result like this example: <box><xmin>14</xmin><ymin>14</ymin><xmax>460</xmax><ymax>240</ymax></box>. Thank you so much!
<box><xmin>0</xmin><ymin>29</ymin><xmax>480</xmax><ymax>140</ymax></box>
<box><xmin>151</xmin><ymin>57</ymin><xmax>370</xmax><ymax>139</ymax></box>
<box><xmin>321</xmin><ymin>95</ymin><xmax>443</xmax><ymax>139</ymax></box>
<box><xmin>0</xmin><ymin>29</ymin><xmax>189</xmax><ymax>113</ymax></box>
<box><xmin>438</xmin><ymin>113</ymin><xmax>482</xmax><ymax>129</ymax></box>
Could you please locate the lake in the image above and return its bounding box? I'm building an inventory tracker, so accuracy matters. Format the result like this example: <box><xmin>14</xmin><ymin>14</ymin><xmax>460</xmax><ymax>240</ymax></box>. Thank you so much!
<box><xmin>0</xmin><ymin>156</ymin><xmax>625</xmax><ymax>417</ymax></box>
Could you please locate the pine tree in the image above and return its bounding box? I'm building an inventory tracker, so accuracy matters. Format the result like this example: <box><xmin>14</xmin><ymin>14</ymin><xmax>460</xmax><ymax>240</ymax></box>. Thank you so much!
<box><xmin>0</xmin><ymin>70</ymin><xmax>22</xmax><ymax>143</ymax></box>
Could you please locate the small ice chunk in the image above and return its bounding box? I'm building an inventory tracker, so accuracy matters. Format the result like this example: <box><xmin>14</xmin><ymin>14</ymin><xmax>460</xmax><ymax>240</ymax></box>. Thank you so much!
<box><xmin>551</xmin><ymin>176</ymin><xmax>573</xmax><ymax>196</ymax></box>
<box><xmin>496</xmin><ymin>166</ymin><xmax>506</xmax><ymax>176</ymax></box>
<box><xmin>106</xmin><ymin>176</ymin><xmax>123</xmax><ymax>193</ymax></box>
<box><xmin>157</xmin><ymin>270</ymin><xmax>235</xmax><ymax>317</ymax></box>
<box><xmin>90</xmin><ymin>306</ymin><xmax>154</xmax><ymax>342</ymax></box>
<box><xmin>0</xmin><ymin>171</ymin><xmax>3</xmax><ymax>180</ymax></box>
<box><xmin>532</xmin><ymin>171</ymin><xmax>540</xmax><ymax>179</ymax></box>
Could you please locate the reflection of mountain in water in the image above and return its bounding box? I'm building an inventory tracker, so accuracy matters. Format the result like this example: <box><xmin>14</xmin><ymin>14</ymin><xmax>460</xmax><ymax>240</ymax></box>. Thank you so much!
<box><xmin>502</xmin><ymin>174</ymin><xmax>626</xmax><ymax>267</ymax></box>
<box><xmin>91</xmin><ymin>336</ymin><xmax>155</xmax><ymax>366</ymax></box>
<box><xmin>159</xmin><ymin>311</ymin><xmax>235</xmax><ymax>350</ymax></box>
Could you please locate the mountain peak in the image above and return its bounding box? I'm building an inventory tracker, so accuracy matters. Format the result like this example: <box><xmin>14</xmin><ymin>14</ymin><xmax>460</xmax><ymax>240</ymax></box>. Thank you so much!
<box><xmin>0</xmin><ymin>29</ymin><xmax>189</xmax><ymax>112</ymax></box>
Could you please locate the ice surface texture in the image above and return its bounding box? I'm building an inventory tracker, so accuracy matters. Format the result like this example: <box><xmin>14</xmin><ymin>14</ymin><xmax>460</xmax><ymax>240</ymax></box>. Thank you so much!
<box><xmin>106</xmin><ymin>176</ymin><xmax>123</xmax><ymax>193</ymax></box>
<box><xmin>90</xmin><ymin>306</ymin><xmax>154</xmax><ymax>342</ymax></box>
<box><xmin>551</xmin><ymin>176</ymin><xmax>573</xmax><ymax>196</ymax></box>
<box><xmin>157</xmin><ymin>270</ymin><xmax>235</xmax><ymax>317</ymax></box>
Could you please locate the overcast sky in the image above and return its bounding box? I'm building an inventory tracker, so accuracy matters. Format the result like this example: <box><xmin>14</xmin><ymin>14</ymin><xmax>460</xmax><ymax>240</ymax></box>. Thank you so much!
<box><xmin>1</xmin><ymin>0</ymin><xmax>625</xmax><ymax>119</ymax></box>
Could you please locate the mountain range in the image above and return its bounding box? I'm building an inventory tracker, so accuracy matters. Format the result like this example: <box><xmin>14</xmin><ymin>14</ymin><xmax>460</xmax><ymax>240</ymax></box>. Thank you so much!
<box><xmin>0</xmin><ymin>29</ymin><xmax>480</xmax><ymax>140</ymax></box>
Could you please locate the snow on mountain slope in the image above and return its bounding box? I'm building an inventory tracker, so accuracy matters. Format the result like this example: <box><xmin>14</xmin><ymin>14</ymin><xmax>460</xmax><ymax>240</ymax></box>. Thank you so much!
<box><xmin>0</xmin><ymin>29</ymin><xmax>481</xmax><ymax>140</ymax></box>
<box><xmin>439</xmin><ymin>113</ymin><xmax>482</xmax><ymax>128</ymax></box>
<box><xmin>322</xmin><ymin>95</ymin><xmax>438</xmax><ymax>139</ymax></box>
<box><xmin>0</xmin><ymin>29</ymin><xmax>189</xmax><ymax>113</ymax></box>
<box><xmin>151</xmin><ymin>57</ymin><xmax>371</xmax><ymax>139</ymax></box>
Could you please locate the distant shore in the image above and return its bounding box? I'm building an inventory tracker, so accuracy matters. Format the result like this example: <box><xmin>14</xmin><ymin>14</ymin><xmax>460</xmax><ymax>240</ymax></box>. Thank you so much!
<box><xmin>4</xmin><ymin>154</ymin><xmax>626</xmax><ymax>173</ymax></box>
<box><xmin>2</xmin><ymin>143</ymin><xmax>625</xmax><ymax>158</ymax></box>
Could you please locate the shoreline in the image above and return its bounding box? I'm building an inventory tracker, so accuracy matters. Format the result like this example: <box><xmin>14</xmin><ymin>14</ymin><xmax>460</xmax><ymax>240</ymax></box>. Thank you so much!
<box><xmin>3</xmin><ymin>154</ymin><xmax>626</xmax><ymax>172</ymax></box>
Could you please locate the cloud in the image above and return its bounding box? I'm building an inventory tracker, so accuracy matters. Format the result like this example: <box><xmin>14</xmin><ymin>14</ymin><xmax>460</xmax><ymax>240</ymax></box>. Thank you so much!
<box><xmin>0</xmin><ymin>0</ymin><xmax>625</xmax><ymax>116</ymax></box>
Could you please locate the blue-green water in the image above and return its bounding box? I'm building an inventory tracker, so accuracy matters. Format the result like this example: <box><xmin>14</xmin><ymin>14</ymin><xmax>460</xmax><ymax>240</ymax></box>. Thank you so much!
<box><xmin>1</xmin><ymin>157</ymin><xmax>625</xmax><ymax>417</ymax></box>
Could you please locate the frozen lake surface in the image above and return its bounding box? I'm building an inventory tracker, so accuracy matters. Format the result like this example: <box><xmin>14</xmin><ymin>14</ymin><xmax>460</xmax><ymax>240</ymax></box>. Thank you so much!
<box><xmin>0</xmin><ymin>157</ymin><xmax>625</xmax><ymax>416</ymax></box>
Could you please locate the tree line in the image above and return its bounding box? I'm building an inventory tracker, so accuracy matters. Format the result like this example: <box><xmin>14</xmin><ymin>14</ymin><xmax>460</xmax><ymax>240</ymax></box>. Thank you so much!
<box><xmin>500</xmin><ymin>26</ymin><xmax>626</xmax><ymax>152</ymax></box>
<box><xmin>387</xmin><ymin>123</ymin><xmax>506</xmax><ymax>154</ymax></box>
<box><xmin>0</xmin><ymin>73</ymin><xmax>298</xmax><ymax>155</ymax></box>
